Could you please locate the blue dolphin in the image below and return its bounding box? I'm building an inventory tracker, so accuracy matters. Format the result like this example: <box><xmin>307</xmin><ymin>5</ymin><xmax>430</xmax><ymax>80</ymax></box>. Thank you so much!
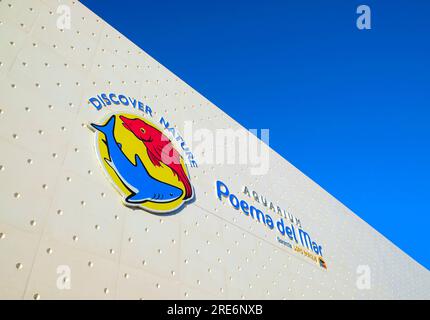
<box><xmin>91</xmin><ymin>115</ymin><xmax>183</xmax><ymax>204</ymax></box>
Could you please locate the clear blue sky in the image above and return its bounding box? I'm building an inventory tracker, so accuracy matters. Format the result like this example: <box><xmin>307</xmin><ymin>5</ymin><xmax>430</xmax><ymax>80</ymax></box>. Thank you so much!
<box><xmin>81</xmin><ymin>0</ymin><xmax>430</xmax><ymax>270</ymax></box>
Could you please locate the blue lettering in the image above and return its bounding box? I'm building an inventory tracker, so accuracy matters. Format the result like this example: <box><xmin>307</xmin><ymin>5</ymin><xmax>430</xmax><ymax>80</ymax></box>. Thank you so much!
<box><xmin>229</xmin><ymin>194</ymin><xmax>239</xmax><ymax>209</ymax></box>
<box><xmin>118</xmin><ymin>94</ymin><xmax>129</xmax><ymax>105</ymax></box>
<box><xmin>109</xmin><ymin>93</ymin><xmax>119</xmax><ymax>105</ymax></box>
<box><xmin>250</xmin><ymin>206</ymin><xmax>265</xmax><ymax>225</ymax></box>
<box><xmin>89</xmin><ymin>97</ymin><xmax>102</xmax><ymax>110</ymax></box>
<box><xmin>97</xmin><ymin>95</ymin><xmax>106</xmax><ymax>106</ymax></box>
<box><xmin>138</xmin><ymin>101</ymin><xmax>145</xmax><ymax>112</ymax></box>
<box><xmin>101</xmin><ymin>93</ymin><xmax>111</xmax><ymax>106</ymax></box>
<box><xmin>266</xmin><ymin>214</ymin><xmax>274</xmax><ymax>229</ymax></box>
<box><xmin>216</xmin><ymin>180</ymin><xmax>229</xmax><ymax>200</ymax></box>
<box><xmin>285</xmin><ymin>226</ymin><xmax>294</xmax><ymax>241</ymax></box>
<box><xmin>276</xmin><ymin>217</ymin><xmax>285</xmax><ymax>235</ymax></box>
<box><xmin>159</xmin><ymin>117</ymin><xmax>169</xmax><ymax>129</ymax></box>
<box><xmin>240</xmin><ymin>200</ymin><xmax>249</xmax><ymax>215</ymax></box>
<box><xmin>129</xmin><ymin>97</ymin><xmax>137</xmax><ymax>108</ymax></box>
<box><xmin>145</xmin><ymin>105</ymin><xmax>153</xmax><ymax>117</ymax></box>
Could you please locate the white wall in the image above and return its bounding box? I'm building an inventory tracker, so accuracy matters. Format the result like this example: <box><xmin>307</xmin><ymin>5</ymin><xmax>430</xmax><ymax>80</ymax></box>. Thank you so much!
<box><xmin>0</xmin><ymin>0</ymin><xmax>428</xmax><ymax>299</ymax></box>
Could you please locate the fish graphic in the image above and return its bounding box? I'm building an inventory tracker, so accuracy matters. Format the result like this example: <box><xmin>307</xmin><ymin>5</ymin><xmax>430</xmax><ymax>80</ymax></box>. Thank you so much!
<box><xmin>91</xmin><ymin>115</ymin><xmax>183</xmax><ymax>204</ymax></box>
<box><xmin>119</xmin><ymin>115</ymin><xmax>193</xmax><ymax>200</ymax></box>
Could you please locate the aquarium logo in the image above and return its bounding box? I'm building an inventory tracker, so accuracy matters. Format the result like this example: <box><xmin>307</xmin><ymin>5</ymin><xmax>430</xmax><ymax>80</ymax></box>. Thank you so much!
<box><xmin>90</xmin><ymin>113</ymin><xmax>194</xmax><ymax>213</ymax></box>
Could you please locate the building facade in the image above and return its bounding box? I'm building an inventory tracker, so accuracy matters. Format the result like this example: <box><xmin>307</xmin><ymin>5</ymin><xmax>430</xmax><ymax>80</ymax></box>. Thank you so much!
<box><xmin>0</xmin><ymin>0</ymin><xmax>428</xmax><ymax>299</ymax></box>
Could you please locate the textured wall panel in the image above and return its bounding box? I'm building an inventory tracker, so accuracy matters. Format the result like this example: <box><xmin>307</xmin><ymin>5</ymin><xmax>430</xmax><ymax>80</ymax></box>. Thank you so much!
<box><xmin>0</xmin><ymin>0</ymin><xmax>428</xmax><ymax>300</ymax></box>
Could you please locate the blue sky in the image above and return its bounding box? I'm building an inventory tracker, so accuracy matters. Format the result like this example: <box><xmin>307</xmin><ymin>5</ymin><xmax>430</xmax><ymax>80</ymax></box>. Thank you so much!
<box><xmin>81</xmin><ymin>0</ymin><xmax>430</xmax><ymax>270</ymax></box>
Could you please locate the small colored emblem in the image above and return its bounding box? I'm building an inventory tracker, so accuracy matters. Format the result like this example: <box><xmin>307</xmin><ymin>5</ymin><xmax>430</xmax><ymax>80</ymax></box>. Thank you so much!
<box><xmin>90</xmin><ymin>113</ymin><xmax>194</xmax><ymax>213</ymax></box>
<box><xmin>319</xmin><ymin>257</ymin><xmax>327</xmax><ymax>269</ymax></box>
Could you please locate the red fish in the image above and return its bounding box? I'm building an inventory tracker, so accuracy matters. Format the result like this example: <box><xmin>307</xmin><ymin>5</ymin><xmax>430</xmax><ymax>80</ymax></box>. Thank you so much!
<box><xmin>119</xmin><ymin>115</ymin><xmax>193</xmax><ymax>200</ymax></box>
